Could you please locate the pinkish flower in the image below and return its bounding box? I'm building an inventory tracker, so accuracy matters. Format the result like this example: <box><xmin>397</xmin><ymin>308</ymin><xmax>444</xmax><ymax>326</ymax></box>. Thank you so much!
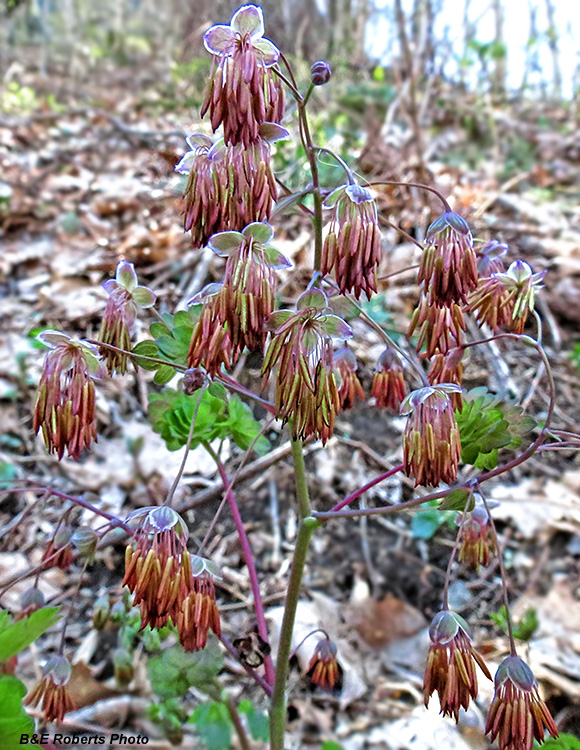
<box><xmin>476</xmin><ymin>240</ymin><xmax>508</xmax><ymax>277</ymax></box>
<box><xmin>25</xmin><ymin>656</ymin><xmax>76</xmax><ymax>724</ymax></box>
<box><xmin>401</xmin><ymin>384</ymin><xmax>462</xmax><ymax>487</ymax></box>
<box><xmin>98</xmin><ymin>260</ymin><xmax>155</xmax><ymax>374</ymax></box>
<box><xmin>262</xmin><ymin>289</ymin><xmax>352</xmax><ymax>443</ymax></box>
<box><xmin>201</xmin><ymin>5</ymin><xmax>284</xmax><ymax>147</ymax></box>
<box><xmin>334</xmin><ymin>345</ymin><xmax>365</xmax><ymax>409</ymax></box>
<box><xmin>321</xmin><ymin>184</ymin><xmax>382</xmax><ymax>300</ymax></box>
<box><xmin>427</xmin><ymin>348</ymin><xmax>464</xmax><ymax>409</ymax></box>
<box><xmin>307</xmin><ymin>638</ymin><xmax>342</xmax><ymax>691</ymax></box>
<box><xmin>34</xmin><ymin>332</ymin><xmax>100</xmax><ymax>461</ymax></box>
<box><xmin>408</xmin><ymin>292</ymin><xmax>466</xmax><ymax>358</ymax></box>
<box><xmin>371</xmin><ymin>348</ymin><xmax>406</xmax><ymax>410</ymax></box>
<box><xmin>424</xmin><ymin>610</ymin><xmax>491</xmax><ymax>721</ymax></box>
<box><xmin>459</xmin><ymin>506</ymin><xmax>493</xmax><ymax>570</ymax></box>
<box><xmin>418</xmin><ymin>211</ymin><xmax>478</xmax><ymax>307</ymax></box>
<box><xmin>486</xmin><ymin>656</ymin><xmax>558</xmax><ymax>750</ymax></box>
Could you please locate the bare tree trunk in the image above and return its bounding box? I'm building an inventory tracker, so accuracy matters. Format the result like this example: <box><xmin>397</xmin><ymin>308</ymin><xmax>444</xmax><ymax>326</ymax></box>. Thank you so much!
<box><xmin>491</xmin><ymin>0</ymin><xmax>506</xmax><ymax>96</ymax></box>
<box><xmin>544</xmin><ymin>0</ymin><xmax>562</xmax><ymax>98</ymax></box>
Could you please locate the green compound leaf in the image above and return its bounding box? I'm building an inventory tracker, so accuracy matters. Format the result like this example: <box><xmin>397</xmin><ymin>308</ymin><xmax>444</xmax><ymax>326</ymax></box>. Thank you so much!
<box><xmin>149</xmin><ymin>388</ymin><xmax>270</xmax><ymax>455</ymax></box>
<box><xmin>0</xmin><ymin>607</ymin><xmax>60</xmax><ymax>662</ymax></box>
<box><xmin>148</xmin><ymin>307</ymin><xmax>199</xmax><ymax>368</ymax></box>
<box><xmin>456</xmin><ymin>387</ymin><xmax>536</xmax><ymax>470</ymax></box>
<box><xmin>238</xmin><ymin>699</ymin><xmax>269</xmax><ymax>742</ymax></box>
<box><xmin>148</xmin><ymin>642</ymin><xmax>223</xmax><ymax>700</ymax></box>
<box><xmin>189</xmin><ymin>702</ymin><xmax>232</xmax><ymax>750</ymax></box>
<box><xmin>0</xmin><ymin>676</ymin><xmax>34</xmax><ymax>749</ymax></box>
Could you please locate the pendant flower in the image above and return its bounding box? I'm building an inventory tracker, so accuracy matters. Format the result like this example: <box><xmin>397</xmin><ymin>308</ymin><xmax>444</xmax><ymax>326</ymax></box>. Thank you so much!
<box><xmin>98</xmin><ymin>260</ymin><xmax>156</xmax><ymax>374</ymax></box>
<box><xmin>25</xmin><ymin>655</ymin><xmax>76</xmax><ymax>724</ymax></box>
<box><xmin>334</xmin><ymin>345</ymin><xmax>365</xmax><ymax>409</ymax></box>
<box><xmin>401</xmin><ymin>384</ymin><xmax>462</xmax><ymax>487</ymax></box>
<box><xmin>307</xmin><ymin>638</ymin><xmax>342</xmax><ymax>692</ymax></box>
<box><xmin>176</xmin><ymin>557</ymin><xmax>222</xmax><ymax>653</ymax></box>
<box><xmin>424</xmin><ymin>610</ymin><xmax>491</xmax><ymax>721</ymax></box>
<box><xmin>371</xmin><ymin>347</ymin><xmax>406</xmax><ymax>410</ymax></box>
<box><xmin>201</xmin><ymin>5</ymin><xmax>284</xmax><ymax>147</ymax></box>
<box><xmin>177</xmin><ymin>128</ymin><xmax>285</xmax><ymax>248</ymax></box>
<box><xmin>321</xmin><ymin>184</ymin><xmax>382</xmax><ymax>300</ymax></box>
<box><xmin>262</xmin><ymin>289</ymin><xmax>352</xmax><ymax>443</ymax></box>
<box><xmin>427</xmin><ymin>348</ymin><xmax>464</xmax><ymax>409</ymax></box>
<box><xmin>459</xmin><ymin>506</ymin><xmax>493</xmax><ymax>570</ymax></box>
<box><xmin>466</xmin><ymin>260</ymin><xmax>545</xmax><ymax>334</ymax></box>
<box><xmin>418</xmin><ymin>211</ymin><xmax>478</xmax><ymax>307</ymax></box>
<box><xmin>123</xmin><ymin>506</ymin><xmax>191</xmax><ymax>630</ymax></box>
<box><xmin>486</xmin><ymin>656</ymin><xmax>558</xmax><ymax>750</ymax></box>
<box><xmin>187</xmin><ymin>223</ymin><xmax>290</xmax><ymax>375</ymax></box>
<box><xmin>408</xmin><ymin>292</ymin><xmax>466</xmax><ymax>358</ymax></box>
<box><xmin>476</xmin><ymin>239</ymin><xmax>508</xmax><ymax>277</ymax></box>
<box><xmin>34</xmin><ymin>331</ymin><xmax>100</xmax><ymax>461</ymax></box>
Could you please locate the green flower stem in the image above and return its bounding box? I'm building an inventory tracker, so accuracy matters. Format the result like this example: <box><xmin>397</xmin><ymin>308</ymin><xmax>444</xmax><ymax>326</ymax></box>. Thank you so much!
<box><xmin>290</xmin><ymin>437</ymin><xmax>311</xmax><ymax>518</ymax></box>
<box><xmin>269</xmin><ymin>519</ymin><xmax>314</xmax><ymax>750</ymax></box>
<box><xmin>204</xmin><ymin>443</ymin><xmax>275</xmax><ymax>687</ymax></box>
<box><xmin>269</xmin><ymin>437</ymin><xmax>315</xmax><ymax>749</ymax></box>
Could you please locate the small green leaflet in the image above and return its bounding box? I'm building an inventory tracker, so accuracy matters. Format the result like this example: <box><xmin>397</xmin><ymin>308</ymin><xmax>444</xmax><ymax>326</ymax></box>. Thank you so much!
<box><xmin>148</xmin><ymin>642</ymin><xmax>223</xmax><ymax>700</ymax></box>
<box><xmin>0</xmin><ymin>607</ymin><xmax>60</xmax><ymax>662</ymax></box>
<box><xmin>189</xmin><ymin>702</ymin><xmax>232</xmax><ymax>750</ymax></box>
<box><xmin>0</xmin><ymin>676</ymin><xmax>34</xmax><ymax>749</ymax></box>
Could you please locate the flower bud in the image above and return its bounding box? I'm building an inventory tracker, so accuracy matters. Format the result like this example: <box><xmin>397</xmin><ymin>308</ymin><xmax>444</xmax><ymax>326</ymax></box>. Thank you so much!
<box><xmin>183</xmin><ymin>368</ymin><xmax>205</xmax><ymax>395</ymax></box>
<box><xmin>311</xmin><ymin>60</ymin><xmax>332</xmax><ymax>85</ymax></box>
<box><xmin>72</xmin><ymin>526</ymin><xmax>98</xmax><ymax>561</ymax></box>
<box><xmin>92</xmin><ymin>595</ymin><xmax>111</xmax><ymax>630</ymax></box>
<box><xmin>18</xmin><ymin>587</ymin><xmax>45</xmax><ymax>620</ymax></box>
<box><xmin>113</xmin><ymin>648</ymin><xmax>134</xmax><ymax>687</ymax></box>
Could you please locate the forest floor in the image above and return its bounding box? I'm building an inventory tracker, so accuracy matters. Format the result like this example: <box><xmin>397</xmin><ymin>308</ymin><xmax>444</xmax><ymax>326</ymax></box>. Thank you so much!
<box><xmin>1</xmin><ymin>58</ymin><xmax>580</xmax><ymax>749</ymax></box>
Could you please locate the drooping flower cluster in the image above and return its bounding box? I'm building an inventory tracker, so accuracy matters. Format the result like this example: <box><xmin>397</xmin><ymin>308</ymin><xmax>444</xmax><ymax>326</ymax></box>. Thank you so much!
<box><xmin>176</xmin><ymin>129</ymin><xmax>285</xmax><ymax>248</ymax></box>
<box><xmin>25</xmin><ymin>655</ymin><xmax>76</xmax><ymax>724</ymax></box>
<box><xmin>459</xmin><ymin>505</ymin><xmax>493</xmax><ymax>570</ymax></box>
<box><xmin>262</xmin><ymin>289</ymin><xmax>352</xmax><ymax>443</ymax></box>
<box><xmin>401</xmin><ymin>384</ymin><xmax>462</xmax><ymax>487</ymax></box>
<box><xmin>187</xmin><ymin>223</ymin><xmax>290</xmax><ymax>376</ymax></box>
<box><xmin>418</xmin><ymin>211</ymin><xmax>478</xmax><ymax>307</ymax></box>
<box><xmin>486</xmin><ymin>656</ymin><xmax>558</xmax><ymax>750</ymax></box>
<box><xmin>423</xmin><ymin>610</ymin><xmax>491</xmax><ymax>721</ymax></box>
<box><xmin>408</xmin><ymin>295</ymin><xmax>466</xmax><ymax>359</ymax></box>
<box><xmin>467</xmin><ymin>259</ymin><xmax>545</xmax><ymax>334</ymax></box>
<box><xmin>371</xmin><ymin>347</ymin><xmax>406</xmax><ymax>410</ymax></box>
<box><xmin>201</xmin><ymin>5</ymin><xmax>285</xmax><ymax>148</ymax></box>
<box><xmin>321</xmin><ymin>184</ymin><xmax>382</xmax><ymax>299</ymax></box>
<box><xmin>334</xmin><ymin>345</ymin><xmax>364</xmax><ymax>409</ymax></box>
<box><xmin>123</xmin><ymin>507</ymin><xmax>220</xmax><ymax>651</ymax></box>
<box><xmin>409</xmin><ymin>211</ymin><xmax>476</xmax><ymax>383</ymax></box>
<box><xmin>98</xmin><ymin>260</ymin><xmax>156</xmax><ymax>374</ymax></box>
<box><xmin>34</xmin><ymin>331</ymin><xmax>100</xmax><ymax>461</ymax></box>
<box><xmin>427</xmin><ymin>348</ymin><xmax>464</xmax><ymax>409</ymax></box>
<box><xmin>307</xmin><ymin>638</ymin><xmax>342</xmax><ymax>691</ymax></box>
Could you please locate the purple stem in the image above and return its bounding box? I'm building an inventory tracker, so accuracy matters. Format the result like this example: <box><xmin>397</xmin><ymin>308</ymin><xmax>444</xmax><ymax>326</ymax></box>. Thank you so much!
<box><xmin>328</xmin><ymin>463</ymin><xmax>405</xmax><ymax>513</ymax></box>
<box><xmin>212</xmin><ymin>453</ymin><xmax>275</xmax><ymax>687</ymax></box>
<box><xmin>12</xmin><ymin>481</ymin><xmax>134</xmax><ymax>536</ymax></box>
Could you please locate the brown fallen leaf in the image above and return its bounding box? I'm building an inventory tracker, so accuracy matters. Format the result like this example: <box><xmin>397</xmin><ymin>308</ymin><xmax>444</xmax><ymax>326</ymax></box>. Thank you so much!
<box><xmin>347</xmin><ymin>592</ymin><xmax>426</xmax><ymax>649</ymax></box>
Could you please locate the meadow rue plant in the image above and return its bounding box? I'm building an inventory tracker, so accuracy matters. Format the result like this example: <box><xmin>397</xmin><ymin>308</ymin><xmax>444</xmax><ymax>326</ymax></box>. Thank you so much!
<box><xmin>10</xmin><ymin>4</ymin><xmax>574</xmax><ymax>748</ymax></box>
